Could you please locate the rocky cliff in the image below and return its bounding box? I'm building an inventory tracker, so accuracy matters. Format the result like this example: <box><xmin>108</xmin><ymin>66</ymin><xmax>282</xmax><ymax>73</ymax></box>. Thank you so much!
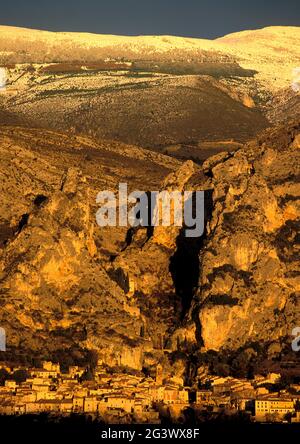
<box><xmin>0</xmin><ymin>122</ymin><xmax>299</xmax><ymax>376</ymax></box>
<box><xmin>192</xmin><ymin>122</ymin><xmax>300</xmax><ymax>355</ymax></box>
<box><xmin>0</xmin><ymin>125</ymin><xmax>179</xmax><ymax>369</ymax></box>
<box><xmin>109</xmin><ymin>121</ymin><xmax>300</xmax><ymax>371</ymax></box>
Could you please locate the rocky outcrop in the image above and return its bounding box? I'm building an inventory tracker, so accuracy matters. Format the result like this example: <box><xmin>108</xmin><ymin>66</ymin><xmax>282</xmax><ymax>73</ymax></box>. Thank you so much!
<box><xmin>116</xmin><ymin>121</ymin><xmax>299</xmax><ymax>360</ymax></box>
<box><xmin>0</xmin><ymin>127</ymin><xmax>180</xmax><ymax>370</ymax></box>
<box><xmin>188</xmin><ymin>122</ymin><xmax>300</xmax><ymax>353</ymax></box>
<box><xmin>0</xmin><ymin>122</ymin><xmax>299</xmax><ymax>375</ymax></box>
<box><xmin>109</xmin><ymin>160</ymin><xmax>205</xmax><ymax>350</ymax></box>
<box><xmin>0</xmin><ymin>167</ymin><xmax>147</xmax><ymax>368</ymax></box>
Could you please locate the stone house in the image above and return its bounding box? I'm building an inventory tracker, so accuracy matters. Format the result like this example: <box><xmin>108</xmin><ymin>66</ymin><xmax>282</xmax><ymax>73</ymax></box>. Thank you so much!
<box><xmin>30</xmin><ymin>368</ymin><xmax>58</xmax><ymax>379</ymax></box>
<box><xmin>73</xmin><ymin>396</ymin><xmax>84</xmax><ymax>412</ymax></box>
<box><xmin>68</xmin><ymin>366</ymin><xmax>85</xmax><ymax>379</ymax></box>
<box><xmin>196</xmin><ymin>389</ymin><xmax>213</xmax><ymax>405</ymax></box>
<box><xmin>42</xmin><ymin>361</ymin><xmax>60</xmax><ymax>373</ymax></box>
<box><xmin>59</xmin><ymin>399</ymin><xmax>73</xmax><ymax>413</ymax></box>
<box><xmin>5</xmin><ymin>380</ymin><xmax>17</xmax><ymax>390</ymax></box>
<box><xmin>35</xmin><ymin>400</ymin><xmax>61</xmax><ymax>413</ymax></box>
<box><xmin>255</xmin><ymin>397</ymin><xmax>295</xmax><ymax>422</ymax></box>
<box><xmin>14</xmin><ymin>404</ymin><xmax>26</xmax><ymax>414</ymax></box>
<box><xmin>163</xmin><ymin>387</ymin><xmax>188</xmax><ymax>404</ymax></box>
<box><xmin>0</xmin><ymin>402</ymin><xmax>14</xmax><ymax>414</ymax></box>
<box><xmin>84</xmin><ymin>397</ymin><xmax>99</xmax><ymax>413</ymax></box>
<box><xmin>102</xmin><ymin>395</ymin><xmax>135</xmax><ymax>413</ymax></box>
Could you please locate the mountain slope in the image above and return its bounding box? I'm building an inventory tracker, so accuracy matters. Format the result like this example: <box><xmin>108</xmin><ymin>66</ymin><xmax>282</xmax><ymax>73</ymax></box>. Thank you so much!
<box><xmin>0</xmin><ymin>121</ymin><xmax>299</xmax><ymax>375</ymax></box>
<box><xmin>1</xmin><ymin>72</ymin><xmax>268</xmax><ymax>155</ymax></box>
<box><xmin>0</xmin><ymin>25</ymin><xmax>299</xmax><ymax>161</ymax></box>
<box><xmin>1</xmin><ymin>25</ymin><xmax>299</xmax><ymax>90</ymax></box>
<box><xmin>218</xmin><ymin>26</ymin><xmax>300</xmax><ymax>91</ymax></box>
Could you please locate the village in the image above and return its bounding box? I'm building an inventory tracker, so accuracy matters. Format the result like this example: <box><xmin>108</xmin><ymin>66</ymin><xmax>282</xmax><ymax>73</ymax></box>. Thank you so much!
<box><xmin>0</xmin><ymin>360</ymin><xmax>300</xmax><ymax>424</ymax></box>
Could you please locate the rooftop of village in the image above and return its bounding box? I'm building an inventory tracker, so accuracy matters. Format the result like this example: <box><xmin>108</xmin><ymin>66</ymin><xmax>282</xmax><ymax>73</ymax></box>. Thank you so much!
<box><xmin>0</xmin><ymin>359</ymin><xmax>300</xmax><ymax>423</ymax></box>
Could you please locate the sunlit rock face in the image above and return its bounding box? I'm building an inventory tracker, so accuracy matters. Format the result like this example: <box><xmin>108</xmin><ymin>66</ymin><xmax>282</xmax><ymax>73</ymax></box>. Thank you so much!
<box><xmin>0</xmin><ymin>167</ymin><xmax>145</xmax><ymax>364</ymax></box>
<box><xmin>109</xmin><ymin>121</ymin><xmax>300</xmax><ymax>358</ymax></box>
<box><xmin>0</xmin><ymin>126</ymin><xmax>181</xmax><ymax>370</ymax></box>
<box><xmin>109</xmin><ymin>160</ymin><xmax>205</xmax><ymax>350</ymax></box>
<box><xmin>190</xmin><ymin>122</ymin><xmax>300</xmax><ymax>352</ymax></box>
<box><xmin>0</xmin><ymin>120</ymin><xmax>299</xmax><ymax>371</ymax></box>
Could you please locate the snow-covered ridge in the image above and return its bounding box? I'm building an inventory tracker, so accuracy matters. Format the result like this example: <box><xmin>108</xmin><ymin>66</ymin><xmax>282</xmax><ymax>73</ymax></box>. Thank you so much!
<box><xmin>0</xmin><ymin>25</ymin><xmax>299</xmax><ymax>90</ymax></box>
<box><xmin>0</xmin><ymin>24</ymin><xmax>298</xmax><ymax>50</ymax></box>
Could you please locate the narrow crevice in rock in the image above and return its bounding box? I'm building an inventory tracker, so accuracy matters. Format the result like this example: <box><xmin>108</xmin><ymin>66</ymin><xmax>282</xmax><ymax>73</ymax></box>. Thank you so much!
<box><xmin>16</xmin><ymin>213</ymin><xmax>29</xmax><ymax>234</ymax></box>
<box><xmin>169</xmin><ymin>189</ymin><xmax>214</xmax><ymax>320</ymax></box>
<box><xmin>121</xmin><ymin>227</ymin><xmax>136</xmax><ymax>251</ymax></box>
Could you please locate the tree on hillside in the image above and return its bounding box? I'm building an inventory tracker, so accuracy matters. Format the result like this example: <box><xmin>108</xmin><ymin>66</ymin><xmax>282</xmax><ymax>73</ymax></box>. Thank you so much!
<box><xmin>11</xmin><ymin>369</ymin><xmax>29</xmax><ymax>383</ymax></box>
<box><xmin>81</xmin><ymin>368</ymin><xmax>94</xmax><ymax>382</ymax></box>
<box><xmin>0</xmin><ymin>368</ymin><xmax>9</xmax><ymax>386</ymax></box>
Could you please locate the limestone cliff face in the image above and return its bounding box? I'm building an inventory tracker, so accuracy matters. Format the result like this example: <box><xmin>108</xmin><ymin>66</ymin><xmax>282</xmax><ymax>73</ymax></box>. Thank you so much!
<box><xmin>109</xmin><ymin>160</ymin><xmax>204</xmax><ymax>349</ymax></box>
<box><xmin>0</xmin><ymin>166</ymin><xmax>147</xmax><ymax>369</ymax></box>
<box><xmin>0</xmin><ymin>126</ymin><xmax>181</xmax><ymax>370</ymax></box>
<box><xmin>189</xmin><ymin>122</ymin><xmax>300</xmax><ymax>352</ymax></box>
<box><xmin>111</xmin><ymin>122</ymin><xmax>299</xmax><ymax>358</ymax></box>
<box><xmin>0</xmin><ymin>122</ymin><xmax>299</xmax><ymax>372</ymax></box>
